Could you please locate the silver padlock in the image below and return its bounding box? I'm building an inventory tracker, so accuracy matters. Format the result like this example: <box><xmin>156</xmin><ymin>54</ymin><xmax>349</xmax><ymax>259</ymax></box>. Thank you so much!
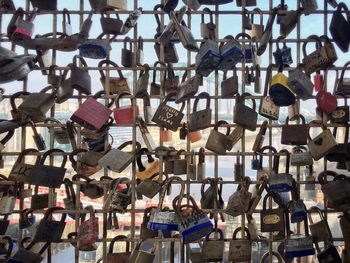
<box><xmin>200</xmin><ymin>8</ymin><xmax>216</xmax><ymax>39</ymax></box>
<box><xmin>195</xmin><ymin>38</ymin><xmax>220</xmax><ymax>77</ymax></box>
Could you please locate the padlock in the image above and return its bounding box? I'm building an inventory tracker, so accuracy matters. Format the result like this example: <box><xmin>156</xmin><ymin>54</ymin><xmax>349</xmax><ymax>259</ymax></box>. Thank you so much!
<box><xmin>9</xmin><ymin>148</ymin><xmax>41</xmax><ymax>183</ymax></box>
<box><xmin>226</xmin><ymin>177</ymin><xmax>252</xmax><ymax>217</ymax></box>
<box><xmin>221</xmin><ymin>68</ymin><xmax>238</xmax><ymax>98</ymax></box>
<box><xmin>218</xmin><ymin>35</ymin><xmax>244</xmax><ymax>71</ymax></box>
<box><xmin>201</xmin><ymin>229</ymin><xmax>225</xmax><ymax>262</ymax></box>
<box><xmin>88</xmin><ymin>0</ymin><xmax>127</xmax><ymax>11</ymax></box>
<box><xmin>36</xmin><ymin>48</ymin><xmax>51</xmax><ymax>76</ymax></box>
<box><xmin>136</xmin><ymin>173</ymin><xmax>163</xmax><ymax>199</ymax></box>
<box><xmin>135</xmin><ymin>64</ymin><xmax>150</xmax><ymax>98</ymax></box>
<box><xmin>188</xmin><ymin>92</ymin><xmax>211</xmax><ymax>132</ymax></box>
<box><xmin>159</xmin><ymin>6</ymin><xmax>186</xmax><ymax>45</ymax></box>
<box><xmin>260</xmin><ymin>191</ymin><xmax>285</xmax><ymax>234</ymax></box>
<box><xmin>284</xmin><ymin>210</ymin><xmax>315</xmax><ymax>258</ymax></box>
<box><xmin>236</xmin><ymin>33</ymin><xmax>254</xmax><ymax>63</ymax></box>
<box><xmin>173</xmin><ymin>150</ymin><xmax>187</xmax><ymax>175</ymax></box>
<box><xmin>321</xmin><ymin>34</ymin><xmax>338</xmax><ymax>66</ymax></box>
<box><xmin>234</xmin><ymin>92</ymin><xmax>258</xmax><ymax>131</ymax></box>
<box><xmin>62</xmin><ymin>8</ymin><xmax>72</xmax><ymax>36</ymax></box>
<box><xmin>243</xmin><ymin>8</ymin><xmax>252</xmax><ymax>30</ymax></box>
<box><xmin>121</xmin><ymin>37</ymin><xmax>133</xmax><ymax>67</ymax></box>
<box><xmin>314</xmin><ymin>70</ymin><xmax>324</xmax><ymax>92</ymax></box>
<box><xmin>259</xmin><ymin>64</ymin><xmax>280</xmax><ymax>120</ymax></box>
<box><xmin>280</xmin><ymin>8</ymin><xmax>303</xmax><ymax>38</ymax></box>
<box><xmin>152</xmin><ymin>92</ymin><xmax>185</xmax><ymax>131</ymax></box>
<box><xmin>229</xmin><ymin>227</ymin><xmax>252</xmax><ymax>262</ymax></box>
<box><xmin>252</xmin><ymin>120</ymin><xmax>268</xmax><ymax>153</ymax></box>
<box><xmin>100</xmin><ymin>9</ymin><xmax>123</xmax><ymax>35</ymax></box>
<box><xmin>179</xmin><ymin>123</ymin><xmax>187</xmax><ymax>140</ymax></box>
<box><xmin>247</xmin><ymin>175</ymin><xmax>268</xmax><ymax>215</ymax></box>
<box><xmin>154</xmin><ymin>33</ymin><xmax>179</xmax><ymax>63</ymax></box>
<box><xmin>250</xmin><ymin>8</ymin><xmax>264</xmax><ymax>41</ymax></box>
<box><xmin>200</xmin><ymin>8</ymin><xmax>216</xmax><ymax>39</ymax></box>
<box><xmin>251</xmin><ymin>155</ymin><xmax>260</xmax><ymax>170</ymax></box>
<box><xmin>290</xmin><ymin>146</ymin><xmax>313</xmax><ymax>166</ymax></box>
<box><xmin>195</xmin><ymin>38</ymin><xmax>220</xmax><ymax>77</ymax></box>
<box><xmin>61</xmin><ymin>55</ymin><xmax>91</xmax><ymax>95</ymax></box>
<box><xmin>71</xmin><ymin>93</ymin><xmax>113</xmax><ymax>130</ymax></box>
<box><xmin>99</xmin><ymin>59</ymin><xmax>130</xmax><ymax>95</ymax></box>
<box><xmin>273</xmin><ymin>36</ymin><xmax>293</xmax><ymax>67</ymax></box>
<box><xmin>244</xmin><ymin>66</ymin><xmax>254</xmax><ymax>85</ymax></box>
<box><xmin>234</xmin><ymin>152</ymin><xmax>244</xmax><ymax>181</ymax></box>
<box><xmin>281</xmin><ymin>115</ymin><xmax>308</xmax><ymax>145</ymax></box>
<box><xmin>78</xmin><ymin>33</ymin><xmax>113</xmax><ymax>59</ymax></box>
<box><xmin>307</xmin><ymin>120</ymin><xmax>337</xmax><ymax>161</ymax></box>
<box><xmin>114</xmin><ymin>92</ymin><xmax>140</xmax><ymax>124</ymax></box>
<box><xmin>18</xmin><ymin>86</ymin><xmax>56</xmax><ymax>123</ymax></box>
<box><xmin>98</xmin><ymin>141</ymin><xmax>141</xmax><ymax>173</ymax></box>
<box><xmin>228</xmin><ymin>126</ymin><xmax>244</xmax><ymax>148</ymax></box>
<box><xmin>135</xmin><ymin>148</ymin><xmax>159</xmax><ymax>180</ymax></box>
<box><xmin>28</xmin><ymin>149</ymin><xmax>67</xmax><ymax>188</ymax></box>
<box><xmin>257</xmin><ymin>146</ymin><xmax>279</xmax><ymax>179</ymax></box>
<box><xmin>148</xmin><ymin>176</ymin><xmax>184</xmax><ymax>231</ymax></box>
<box><xmin>33</xmin><ymin>207</ymin><xmax>66</xmax><ymax>243</ymax></box>
<box><xmin>106</xmin><ymin>235</ymin><xmax>130</xmax><ymax>263</ymax></box>
<box><xmin>254</xmin><ymin>64</ymin><xmax>262</xmax><ymax>93</ymax></box>
<box><xmin>316</xmin><ymin>85</ymin><xmax>338</xmax><ymax>114</ymax></box>
<box><xmin>47</xmin><ymin>65</ymin><xmax>62</xmax><ymax>87</ymax></box>
<box><xmin>302</xmin><ymin>35</ymin><xmax>331</xmax><ymax>75</ymax></box>
<box><xmin>330</xmin><ymin>3</ymin><xmax>350</xmax><ymax>52</ymax></box>
<box><xmin>197</xmin><ymin>147</ymin><xmax>206</xmax><ymax>181</ymax></box>
<box><xmin>140</xmin><ymin>207</ymin><xmax>158</xmax><ymax>239</ymax></box>
<box><xmin>104</xmin><ymin>178</ymin><xmax>132</xmax><ymax>213</ymax></box>
<box><xmin>170</xmin><ymin>11</ymin><xmax>199</xmax><ymax>52</ymax></box>
<box><xmin>318</xmin><ymin>171</ymin><xmax>350</xmax><ymax>211</ymax></box>
<box><xmin>128</xmin><ymin>240</ymin><xmax>156</xmax><ymax>263</ymax></box>
<box><xmin>173</xmin><ymin>193</ymin><xmax>213</xmax><ymax>244</ymax></box>
<box><xmin>150</xmin><ymin>61</ymin><xmax>166</xmax><ymax>96</ymax></box>
<box><xmin>269</xmin><ymin>66</ymin><xmax>296</xmax><ymax>107</ymax></box>
<box><xmin>330</xmin><ymin>92</ymin><xmax>349</xmax><ymax>123</ymax></box>
<box><xmin>175</xmin><ymin>71</ymin><xmax>201</xmax><ymax>104</ymax></box>
<box><xmin>308</xmin><ymin>206</ymin><xmax>333</xmax><ymax>245</ymax></box>
<box><xmin>336</xmin><ymin>61</ymin><xmax>350</xmax><ymax>95</ymax></box>
<box><xmin>11</xmin><ymin>8</ymin><xmax>37</xmax><ymax>43</ymax></box>
<box><xmin>205</xmin><ymin>120</ymin><xmax>233</xmax><ymax>155</ymax></box>
<box><xmin>236</xmin><ymin>0</ymin><xmax>256</xmax><ymax>6</ymax></box>
<box><xmin>269</xmin><ymin>150</ymin><xmax>294</xmax><ymax>192</ymax></box>
<box><xmin>288</xmin><ymin>64</ymin><xmax>314</xmax><ymax>100</ymax></box>
<box><xmin>44</xmin><ymin>118</ymin><xmax>72</xmax><ymax>145</ymax></box>
<box><xmin>136</xmin><ymin>36</ymin><xmax>144</xmax><ymax>65</ymax></box>
<box><xmin>200</xmin><ymin>178</ymin><xmax>224</xmax><ymax>221</ymax></box>
<box><xmin>29</xmin><ymin>121</ymin><xmax>46</xmax><ymax>151</ymax></box>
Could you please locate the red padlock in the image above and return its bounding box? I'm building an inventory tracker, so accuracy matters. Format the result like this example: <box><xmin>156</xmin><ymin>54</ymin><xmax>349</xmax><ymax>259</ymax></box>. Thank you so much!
<box><xmin>189</xmin><ymin>130</ymin><xmax>202</xmax><ymax>143</ymax></box>
<box><xmin>71</xmin><ymin>92</ymin><xmax>113</xmax><ymax>130</ymax></box>
<box><xmin>313</xmin><ymin>71</ymin><xmax>324</xmax><ymax>92</ymax></box>
<box><xmin>114</xmin><ymin>92</ymin><xmax>140</xmax><ymax>124</ymax></box>
<box><xmin>316</xmin><ymin>90</ymin><xmax>337</xmax><ymax>114</ymax></box>
<box><xmin>160</xmin><ymin>129</ymin><xmax>173</xmax><ymax>142</ymax></box>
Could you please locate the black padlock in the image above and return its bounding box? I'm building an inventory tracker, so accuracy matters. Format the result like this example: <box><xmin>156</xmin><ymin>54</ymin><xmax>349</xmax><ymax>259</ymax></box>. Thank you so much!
<box><xmin>121</xmin><ymin>37</ymin><xmax>133</xmax><ymax>67</ymax></box>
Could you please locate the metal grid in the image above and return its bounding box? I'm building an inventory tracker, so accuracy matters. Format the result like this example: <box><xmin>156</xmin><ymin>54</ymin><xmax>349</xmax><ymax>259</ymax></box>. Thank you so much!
<box><xmin>0</xmin><ymin>0</ymin><xmax>348</xmax><ymax>262</ymax></box>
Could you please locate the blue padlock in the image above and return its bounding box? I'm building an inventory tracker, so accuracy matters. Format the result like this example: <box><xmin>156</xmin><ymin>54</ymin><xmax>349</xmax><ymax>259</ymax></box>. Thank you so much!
<box><xmin>195</xmin><ymin>38</ymin><xmax>221</xmax><ymax>77</ymax></box>
<box><xmin>219</xmin><ymin>35</ymin><xmax>244</xmax><ymax>71</ymax></box>
<box><xmin>79</xmin><ymin>33</ymin><xmax>112</xmax><ymax>59</ymax></box>
<box><xmin>236</xmin><ymin>33</ymin><xmax>254</xmax><ymax>63</ymax></box>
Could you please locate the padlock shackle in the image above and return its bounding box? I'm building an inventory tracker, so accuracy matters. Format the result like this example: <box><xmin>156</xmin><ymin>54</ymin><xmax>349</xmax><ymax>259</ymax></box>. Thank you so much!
<box><xmin>43</xmin><ymin>206</ymin><xmax>66</xmax><ymax>223</ymax></box>
<box><xmin>213</xmin><ymin>120</ymin><xmax>230</xmax><ymax>135</ymax></box>
<box><xmin>136</xmin><ymin>147</ymin><xmax>155</xmax><ymax>172</ymax></box>
<box><xmin>16</xmin><ymin>148</ymin><xmax>41</xmax><ymax>165</ymax></box>
<box><xmin>138</xmin><ymin>63</ymin><xmax>150</xmax><ymax>78</ymax></box>
<box><xmin>201</xmin><ymin>7</ymin><xmax>214</xmax><ymax>24</ymax></box>
<box><xmin>276</xmin><ymin>149</ymin><xmax>290</xmax><ymax>174</ymax></box>
<box><xmin>40</xmin><ymin>148</ymin><xmax>67</xmax><ymax>168</ymax></box>
<box><xmin>160</xmin><ymin>176</ymin><xmax>184</xmax><ymax>209</ymax></box>
<box><xmin>98</xmin><ymin>59</ymin><xmax>125</xmax><ymax>79</ymax></box>
<box><xmin>117</xmin><ymin>140</ymin><xmax>141</xmax><ymax>152</ymax></box>
<box><xmin>123</xmin><ymin>36</ymin><xmax>133</xmax><ymax>50</ymax></box>
<box><xmin>232</xmin><ymin>226</ymin><xmax>251</xmax><ymax>240</ymax></box>
<box><xmin>115</xmin><ymin>92</ymin><xmax>134</xmax><ymax>109</ymax></box>
<box><xmin>152</xmin><ymin>61</ymin><xmax>167</xmax><ymax>84</ymax></box>
<box><xmin>251</xmin><ymin>8</ymin><xmax>263</xmax><ymax>25</ymax></box>
<box><xmin>69</xmin><ymin>148</ymin><xmax>88</xmax><ymax>167</ymax></box>
<box><xmin>339</xmin><ymin>60</ymin><xmax>350</xmax><ymax>86</ymax></box>
<box><xmin>205</xmin><ymin>228</ymin><xmax>224</xmax><ymax>241</ymax></box>
<box><xmin>238</xmin><ymin>92</ymin><xmax>257</xmax><ymax>111</ymax></box>
<box><xmin>163</xmin><ymin>92</ymin><xmax>186</xmax><ymax>113</ymax></box>
<box><xmin>260</xmin><ymin>251</ymin><xmax>283</xmax><ymax>263</ymax></box>
<box><xmin>262</xmin><ymin>191</ymin><xmax>284</xmax><ymax>210</ymax></box>
<box><xmin>285</xmin><ymin>114</ymin><xmax>306</xmax><ymax>125</ymax></box>
<box><xmin>93</xmin><ymin>90</ymin><xmax>114</xmax><ymax>108</ymax></box>
<box><xmin>192</xmin><ymin>92</ymin><xmax>210</xmax><ymax>112</ymax></box>
<box><xmin>0</xmin><ymin>235</ymin><xmax>13</xmax><ymax>257</ymax></box>
<box><xmin>317</xmin><ymin>170</ymin><xmax>338</xmax><ymax>185</ymax></box>
<box><xmin>109</xmin><ymin>235</ymin><xmax>130</xmax><ymax>254</ymax></box>
<box><xmin>307</xmin><ymin>120</ymin><xmax>327</xmax><ymax>140</ymax></box>
<box><xmin>10</xmin><ymin>91</ymin><xmax>30</xmax><ymax>114</ymax></box>
<box><xmin>172</xmin><ymin>193</ymin><xmax>201</xmax><ymax>218</ymax></box>
<box><xmin>302</xmin><ymin>34</ymin><xmax>322</xmax><ymax>59</ymax></box>
<box><xmin>62</xmin><ymin>8</ymin><xmax>71</xmax><ymax>25</ymax></box>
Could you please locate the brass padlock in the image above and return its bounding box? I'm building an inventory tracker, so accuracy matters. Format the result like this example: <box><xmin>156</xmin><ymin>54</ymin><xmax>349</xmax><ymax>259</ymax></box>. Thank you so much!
<box><xmin>260</xmin><ymin>191</ymin><xmax>285</xmax><ymax>234</ymax></box>
<box><xmin>250</xmin><ymin>8</ymin><xmax>264</xmax><ymax>41</ymax></box>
